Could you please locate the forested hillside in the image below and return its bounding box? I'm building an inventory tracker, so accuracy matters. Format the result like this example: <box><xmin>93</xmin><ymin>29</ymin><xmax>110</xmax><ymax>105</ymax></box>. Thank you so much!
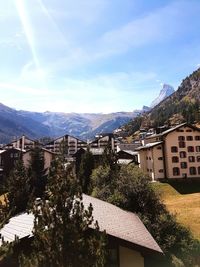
<box><xmin>123</xmin><ymin>68</ymin><xmax>200</xmax><ymax>136</ymax></box>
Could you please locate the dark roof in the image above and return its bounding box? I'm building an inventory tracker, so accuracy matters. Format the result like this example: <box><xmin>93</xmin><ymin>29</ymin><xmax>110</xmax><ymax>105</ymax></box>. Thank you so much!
<box><xmin>0</xmin><ymin>195</ymin><xmax>162</xmax><ymax>255</ymax></box>
<box><xmin>24</xmin><ymin>147</ymin><xmax>58</xmax><ymax>155</ymax></box>
<box><xmin>90</xmin><ymin>133</ymin><xmax>115</xmax><ymax>144</ymax></box>
<box><xmin>46</xmin><ymin>134</ymin><xmax>87</xmax><ymax>145</ymax></box>
<box><xmin>117</xmin><ymin>150</ymin><xmax>138</xmax><ymax>156</ymax></box>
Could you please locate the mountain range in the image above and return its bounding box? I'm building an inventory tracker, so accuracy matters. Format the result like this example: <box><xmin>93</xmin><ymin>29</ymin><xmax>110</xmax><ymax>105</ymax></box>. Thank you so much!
<box><xmin>0</xmin><ymin>83</ymin><xmax>174</xmax><ymax>144</ymax></box>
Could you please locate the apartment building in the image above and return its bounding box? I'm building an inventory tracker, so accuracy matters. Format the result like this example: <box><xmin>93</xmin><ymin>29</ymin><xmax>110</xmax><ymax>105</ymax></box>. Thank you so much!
<box><xmin>136</xmin><ymin>123</ymin><xmax>200</xmax><ymax>180</ymax></box>
<box><xmin>0</xmin><ymin>148</ymin><xmax>25</xmax><ymax>178</ymax></box>
<box><xmin>23</xmin><ymin>148</ymin><xmax>56</xmax><ymax>171</ymax></box>
<box><xmin>44</xmin><ymin>134</ymin><xmax>87</xmax><ymax>156</ymax></box>
<box><xmin>89</xmin><ymin>133</ymin><xmax>118</xmax><ymax>152</ymax></box>
<box><xmin>3</xmin><ymin>135</ymin><xmax>37</xmax><ymax>151</ymax></box>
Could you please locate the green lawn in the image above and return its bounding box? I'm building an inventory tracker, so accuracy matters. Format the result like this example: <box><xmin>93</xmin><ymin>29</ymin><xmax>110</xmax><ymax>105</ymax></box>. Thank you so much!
<box><xmin>152</xmin><ymin>182</ymin><xmax>200</xmax><ymax>240</ymax></box>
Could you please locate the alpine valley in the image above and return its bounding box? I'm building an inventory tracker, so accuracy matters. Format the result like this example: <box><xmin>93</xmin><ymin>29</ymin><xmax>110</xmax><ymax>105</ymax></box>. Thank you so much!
<box><xmin>0</xmin><ymin>83</ymin><xmax>174</xmax><ymax>143</ymax></box>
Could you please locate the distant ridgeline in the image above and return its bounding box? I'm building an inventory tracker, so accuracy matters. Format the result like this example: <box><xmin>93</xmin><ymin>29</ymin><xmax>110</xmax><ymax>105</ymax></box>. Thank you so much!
<box><xmin>122</xmin><ymin>68</ymin><xmax>200</xmax><ymax>137</ymax></box>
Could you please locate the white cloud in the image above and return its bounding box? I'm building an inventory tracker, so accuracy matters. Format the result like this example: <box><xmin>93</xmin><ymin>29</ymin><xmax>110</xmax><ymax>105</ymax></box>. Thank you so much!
<box><xmin>44</xmin><ymin>1</ymin><xmax>200</xmax><ymax>74</ymax></box>
<box><xmin>0</xmin><ymin>70</ymin><xmax>157</xmax><ymax>113</ymax></box>
<box><xmin>94</xmin><ymin>1</ymin><xmax>193</xmax><ymax>57</ymax></box>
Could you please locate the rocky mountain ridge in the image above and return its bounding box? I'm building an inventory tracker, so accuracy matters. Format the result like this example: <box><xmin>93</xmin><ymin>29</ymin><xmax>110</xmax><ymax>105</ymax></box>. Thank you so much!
<box><xmin>123</xmin><ymin>68</ymin><xmax>200</xmax><ymax>137</ymax></box>
<box><xmin>150</xmin><ymin>84</ymin><xmax>175</xmax><ymax>108</ymax></box>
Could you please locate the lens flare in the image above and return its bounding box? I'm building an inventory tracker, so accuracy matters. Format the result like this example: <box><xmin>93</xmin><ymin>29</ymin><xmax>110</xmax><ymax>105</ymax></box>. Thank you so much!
<box><xmin>14</xmin><ymin>0</ymin><xmax>40</xmax><ymax>69</ymax></box>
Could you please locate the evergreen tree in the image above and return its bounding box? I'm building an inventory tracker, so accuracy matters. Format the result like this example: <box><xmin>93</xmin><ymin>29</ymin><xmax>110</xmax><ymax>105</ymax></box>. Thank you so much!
<box><xmin>20</xmin><ymin>158</ymin><xmax>106</xmax><ymax>267</ymax></box>
<box><xmin>7</xmin><ymin>160</ymin><xmax>30</xmax><ymax>215</ymax></box>
<box><xmin>101</xmin><ymin>142</ymin><xmax>118</xmax><ymax>171</ymax></box>
<box><xmin>78</xmin><ymin>148</ymin><xmax>94</xmax><ymax>194</ymax></box>
<box><xmin>28</xmin><ymin>146</ymin><xmax>46</xmax><ymax>199</ymax></box>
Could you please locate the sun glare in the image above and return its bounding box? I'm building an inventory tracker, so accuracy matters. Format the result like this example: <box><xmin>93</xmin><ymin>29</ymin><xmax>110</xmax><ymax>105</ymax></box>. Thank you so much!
<box><xmin>37</xmin><ymin>0</ymin><xmax>66</xmax><ymax>44</ymax></box>
<box><xmin>14</xmin><ymin>0</ymin><xmax>40</xmax><ymax>69</ymax></box>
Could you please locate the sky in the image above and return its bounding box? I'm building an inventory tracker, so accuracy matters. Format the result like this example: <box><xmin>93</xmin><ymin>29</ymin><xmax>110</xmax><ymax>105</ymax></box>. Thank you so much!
<box><xmin>0</xmin><ymin>0</ymin><xmax>200</xmax><ymax>113</ymax></box>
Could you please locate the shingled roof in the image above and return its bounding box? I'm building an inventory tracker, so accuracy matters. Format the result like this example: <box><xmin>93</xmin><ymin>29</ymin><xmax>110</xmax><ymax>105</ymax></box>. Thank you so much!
<box><xmin>0</xmin><ymin>194</ymin><xmax>162</xmax><ymax>255</ymax></box>
<box><xmin>82</xmin><ymin>194</ymin><xmax>162</xmax><ymax>255</ymax></box>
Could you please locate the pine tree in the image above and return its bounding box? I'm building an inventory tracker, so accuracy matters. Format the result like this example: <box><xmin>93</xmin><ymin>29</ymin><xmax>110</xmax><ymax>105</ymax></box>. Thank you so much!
<box><xmin>78</xmin><ymin>148</ymin><xmax>94</xmax><ymax>194</ymax></box>
<box><xmin>28</xmin><ymin>146</ymin><xmax>47</xmax><ymax>199</ymax></box>
<box><xmin>7</xmin><ymin>160</ymin><xmax>30</xmax><ymax>215</ymax></box>
<box><xmin>101</xmin><ymin>142</ymin><xmax>118</xmax><ymax>171</ymax></box>
<box><xmin>20</xmin><ymin>158</ymin><xmax>106</xmax><ymax>267</ymax></box>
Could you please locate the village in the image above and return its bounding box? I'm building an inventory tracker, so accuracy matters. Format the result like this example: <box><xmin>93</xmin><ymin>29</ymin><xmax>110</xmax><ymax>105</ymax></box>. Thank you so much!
<box><xmin>1</xmin><ymin>122</ymin><xmax>200</xmax><ymax>181</ymax></box>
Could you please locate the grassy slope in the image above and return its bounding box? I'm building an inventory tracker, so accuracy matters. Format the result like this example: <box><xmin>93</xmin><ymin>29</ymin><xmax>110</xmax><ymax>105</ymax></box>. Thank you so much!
<box><xmin>152</xmin><ymin>182</ymin><xmax>200</xmax><ymax>239</ymax></box>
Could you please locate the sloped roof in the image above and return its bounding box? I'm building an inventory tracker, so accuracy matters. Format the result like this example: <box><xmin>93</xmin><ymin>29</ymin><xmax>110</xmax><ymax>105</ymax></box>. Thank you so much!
<box><xmin>136</xmin><ymin>142</ymin><xmax>163</xmax><ymax>151</ymax></box>
<box><xmin>46</xmin><ymin>134</ymin><xmax>87</xmax><ymax>145</ymax></box>
<box><xmin>82</xmin><ymin>194</ymin><xmax>162</xmax><ymax>254</ymax></box>
<box><xmin>118</xmin><ymin>150</ymin><xmax>138</xmax><ymax>156</ymax></box>
<box><xmin>0</xmin><ymin>213</ymin><xmax>34</xmax><ymax>246</ymax></box>
<box><xmin>146</xmin><ymin>123</ymin><xmax>200</xmax><ymax>140</ymax></box>
<box><xmin>0</xmin><ymin>195</ymin><xmax>162</xmax><ymax>255</ymax></box>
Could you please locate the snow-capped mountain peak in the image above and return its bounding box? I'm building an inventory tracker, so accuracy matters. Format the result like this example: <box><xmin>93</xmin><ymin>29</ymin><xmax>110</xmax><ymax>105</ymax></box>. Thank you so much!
<box><xmin>150</xmin><ymin>84</ymin><xmax>175</xmax><ymax>108</ymax></box>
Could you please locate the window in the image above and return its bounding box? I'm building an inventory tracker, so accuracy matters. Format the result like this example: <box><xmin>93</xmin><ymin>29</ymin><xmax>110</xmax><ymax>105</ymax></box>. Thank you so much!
<box><xmin>149</xmin><ymin>157</ymin><xmax>151</xmax><ymax>160</ymax></box>
<box><xmin>190</xmin><ymin>167</ymin><xmax>196</xmax><ymax>175</ymax></box>
<box><xmin>172</xmin><ymin>156</ymin><xmax>179</xmax><ymax>163</ymax></box>
<box><xmin>147</xmin><ymin>168</ymin><xmax>149</xmax><ymax>172</ymax></box>
<box><xmin>188</xmin><ymin>146</ymin><xmax>194</xmax><ymax>152</ymax></box>
<box><xmin>176</xmin><ymin>129</ymin><xmax>184</xmax><ymax>132</ymax></box>
<box><xmin>10</xmin><ymin>153</ymin><xmax>13</xmax><ymax>158</ymax></box>
<box><xmin>179</xmin><ymin>141</ymin><xmax>185</xmax><ymax>148</ymax></box>
<box><xmin>186</xmin><ymin>136</ymin><xmax>193</xmax><ymax>141</ymax></box>
<box><xmin>157</xmin><ymin>146</ymin><xmax>162</xmax><ymax>150</ymax></box>
<box><xmin>171</xmin><ymin>146</ymin><xmax>178</xmax><ymax>153</ymax></box>
<box><xmin>188</xmin><ymin>156</ymin><xmax>195</xmax><ymax>162</ymax></box>
<box><xmin>173</xmin><ymin>167</ymin><xmax>180</xmax><ymax>176</ymax></box>
<box><xmin>146</xmin><ymin>156</ymin><xmax>148</xmax><ymax>160</ymax></box>
<box><xmin>197</xmin><ymin>156</ymin><xmax>200</xmax><ymax>162</ymax></box>
<box><xmin>196</xmin><ymin>146</ymin><xmax>200</xmax><ymax>152</ymax></box>
<box><xmin>158</xmin><ymin>157</ymin><xmax>163</xmax><ymax>160</ymax></box>
<box><xmin>180</xmin><ymin>151</ymin><xmax>187</xmax><ymax>158</ymax></box>
<box><xmin>195</xmin><ymin>136</ymin><xmax>200</xmax><ymax>140</ymax></box>
<box><xmin>198</xmin><ymin>167</ymin><xmax>200</xmax><ymax>175</ymax></box>
<box><xmin>181</xmin><ymin>162</ymin><xmax>187</xmax><ymax>169</ymax></box>
<box><xmin>14</xmin><ymin>153</ymin><xmax>18</xmax><ymax>158</ymax></box>
<box><xmin>178</xmin><ymin>136</ymin><xmax>185</xmax><ymax>141</ymax></box>
<box><xmin>159</xmin><ymin>169</ymin><xmax>164</xmax><ymax>173</ymax></box>
<box><xmin>186</xmin><ymin>129</ymin><xmax>192</xmax><ymax>132</ymax></box>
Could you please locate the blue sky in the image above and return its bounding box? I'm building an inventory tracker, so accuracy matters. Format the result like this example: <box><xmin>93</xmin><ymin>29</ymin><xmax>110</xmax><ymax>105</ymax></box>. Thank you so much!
<box><xmin>0</xmin><ymin>0</ymin><xmax>200</xmax><ymax>113</ymax></box>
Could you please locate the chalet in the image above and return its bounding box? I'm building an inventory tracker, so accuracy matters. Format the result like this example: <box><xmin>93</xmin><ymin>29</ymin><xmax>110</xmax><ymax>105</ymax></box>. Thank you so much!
<box><xmin>117</xmin><ymin>142</ymin><xmax>141</xmax><ymax>152</ymax></box>
<box><xmin>136</xmin><ymin>123</ymin><xmax>200</xmax><ymax>180</ymax></box>
<box><xmin>23</xmin><ymin>148</ymin><xmax>57</xmax><ymax>171</ymax></box>
<box><xmin>0</xmin><ymin>194</ymin><xmax>163</xmax><ymax>267</ymax></box>
<box><xmin>89</xmin><ymin>133</ymin><xmax>118</xmax><ymax>152</ymax></box>
<box><xmin>117</xmin><ymin>150</ymin><xmax>139</xmax><ymax>165</ymax></box>
<box><xmin>3</xmin><ymin>135</ymin><xmax>37</xmax><ymax>151</ymax></box>
<box><xmin>0</xmin><ymin>148</ymin><xmax>25</xmax><ymax>178</ymax></box>
<box><xmin>44</xmin><ymin>134</ymin><xmax>87</xmax><ymax>156</ymax></box>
